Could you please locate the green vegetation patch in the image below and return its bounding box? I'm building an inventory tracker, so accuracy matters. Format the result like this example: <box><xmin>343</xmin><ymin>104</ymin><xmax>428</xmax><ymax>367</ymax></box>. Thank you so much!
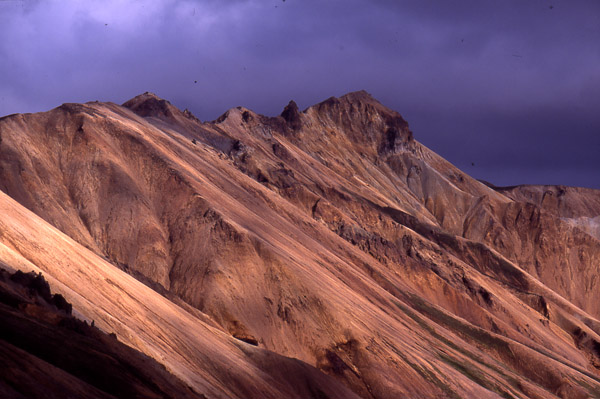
<box><xmin>438</xmin><ymin>353</ymin><xmax>515</xmax><ymax>399</ymax></box>
<box><xmin>381</xmin><ymin>337</ymin><xmax>462</xmax><ymax>399</ymax></box>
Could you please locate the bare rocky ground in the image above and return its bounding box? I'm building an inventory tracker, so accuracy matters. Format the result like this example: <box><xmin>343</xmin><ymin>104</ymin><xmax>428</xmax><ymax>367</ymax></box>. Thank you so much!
<box><xmin>0</xmin><ymin>91</ymin><xmax>599</xmax><ymax>398</ymax></box>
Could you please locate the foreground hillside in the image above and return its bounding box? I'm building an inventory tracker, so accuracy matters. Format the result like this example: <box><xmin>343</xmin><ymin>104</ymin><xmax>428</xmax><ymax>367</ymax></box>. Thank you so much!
<box><xmin>0</xmin><ymin>267</ymin><xmax>202</xmax><ymax>399</ymax></box>
<box><xmin>0</xmin><ymin>91</ymin><xmax>599</xmax><ymax>398</ymax></box>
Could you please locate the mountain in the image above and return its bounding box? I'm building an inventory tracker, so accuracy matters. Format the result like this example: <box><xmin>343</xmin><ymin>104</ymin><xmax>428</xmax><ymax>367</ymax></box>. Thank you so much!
<box><xmin>0</xmin><ymin>90</ymin><xmax>599</xmax><ymax>398</ymax></box>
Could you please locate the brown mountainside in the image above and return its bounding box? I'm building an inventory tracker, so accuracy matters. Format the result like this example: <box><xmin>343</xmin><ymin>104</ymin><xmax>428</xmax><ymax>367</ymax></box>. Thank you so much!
<box><xmin>1</xmin><ymin>91</ymin><xmax>600</xmax><ymax>398</ymax></box>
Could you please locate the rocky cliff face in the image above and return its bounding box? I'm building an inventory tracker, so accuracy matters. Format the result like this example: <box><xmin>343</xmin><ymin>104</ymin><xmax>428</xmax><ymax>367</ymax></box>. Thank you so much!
<box><xmin>1</xmin><ymin>91</ymin><xmax>599</xmax><ymax>398</ymax></box>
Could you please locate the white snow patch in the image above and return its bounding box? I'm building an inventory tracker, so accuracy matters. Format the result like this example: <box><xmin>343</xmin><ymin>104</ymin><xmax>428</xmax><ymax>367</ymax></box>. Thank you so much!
<box><xmin>562</xmin><ymin>216</ymin><xmax>600</xmax><ymax>241</ymax></box>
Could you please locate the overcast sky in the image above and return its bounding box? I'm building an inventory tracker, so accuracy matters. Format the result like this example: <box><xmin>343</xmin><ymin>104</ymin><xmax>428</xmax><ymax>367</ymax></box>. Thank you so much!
<box><xmin>1</xmin><ymin>0</ymin><xmax>599</xmax><ymax>188</ymax></box>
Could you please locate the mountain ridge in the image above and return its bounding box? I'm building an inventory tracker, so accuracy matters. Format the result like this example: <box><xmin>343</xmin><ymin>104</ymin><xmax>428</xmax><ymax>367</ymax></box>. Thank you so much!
<box><xmin>1</xmin><ymin>91</ymin><xmax>599</xmax><ymax>398</ymax></box>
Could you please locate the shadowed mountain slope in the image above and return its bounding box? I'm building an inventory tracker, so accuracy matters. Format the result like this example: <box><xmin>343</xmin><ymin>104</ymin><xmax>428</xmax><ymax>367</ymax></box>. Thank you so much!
<box><xmin>0</xmin><ymin>267</ymin><xmax>204</xmax><ymax>399</ymax></box>
<box><xmin>1</xmin><ymin>91</ymin><xmax>599</xmax><ymax>398</ymax></box>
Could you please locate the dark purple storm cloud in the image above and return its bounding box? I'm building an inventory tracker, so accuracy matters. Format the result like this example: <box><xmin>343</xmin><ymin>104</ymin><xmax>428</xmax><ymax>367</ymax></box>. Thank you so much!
<box><xmin>1</xmin><ymin>0</ymin><xmax>598</xmax><ymax>188</ymax></box>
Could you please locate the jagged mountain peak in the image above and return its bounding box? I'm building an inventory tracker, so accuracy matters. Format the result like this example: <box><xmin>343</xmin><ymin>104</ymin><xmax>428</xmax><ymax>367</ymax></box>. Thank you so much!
<box><xmin>307</xmin><ymin>90</ymin><xmax>407</xmax><ymax>129</ymax></box>
<box><xmin>280</xmin><ymin>100</ymin><xmax>302</xmax><ymax>131</ymax></box>
<box><xmin>122</xmin><ymin>92</ymin><xmax>202</xmax><ymax>125</ymax></box>
<box><xmin>124</xmin><ymin>91</ymin><xmax>169</xmax><ymax>104</ymax></box>
<box><xmin>213</xmin><ymin>106</ymin><xmax>259</xmax><ymax>126</ymax></box>
<box><xmin>123</xmin><ymin>91</ymin><xmax>168</xmax><ymax>107</ymax></box>
<box><xmin>123</xmin><ymin>92</ymin><xmax>180</xmax><ymax>120</ymax></box>
<box><xmin>339</xmin><ymin>89</ymin><xmax>379</xmax><ymax>103</ymax></box>
<box><xmin>312</xmin><ymin>90</ymin><xmax>385</xmax><ymax>112</ymax></box>
<box><xmin>287</xmin><ymin>91</ymin><xmax>415</xmax><ymax>157</ymax></box>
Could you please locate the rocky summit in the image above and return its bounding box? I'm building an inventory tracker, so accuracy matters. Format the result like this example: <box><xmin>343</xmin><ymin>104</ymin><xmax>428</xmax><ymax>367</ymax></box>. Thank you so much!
<box><xmin>1</xmin><ymin>91</ymin><xmax>600</xmax><ymax>398</ymax></box>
